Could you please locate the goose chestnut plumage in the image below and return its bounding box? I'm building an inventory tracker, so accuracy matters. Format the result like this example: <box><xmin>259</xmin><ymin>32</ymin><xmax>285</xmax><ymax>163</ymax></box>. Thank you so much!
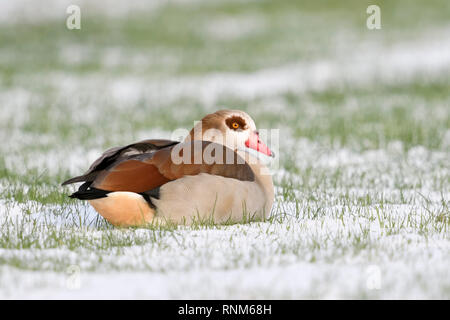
<box><xmin>62</xmin><ymin>109</ymin><xmax>274</xmax><ymax>227</ymax></box>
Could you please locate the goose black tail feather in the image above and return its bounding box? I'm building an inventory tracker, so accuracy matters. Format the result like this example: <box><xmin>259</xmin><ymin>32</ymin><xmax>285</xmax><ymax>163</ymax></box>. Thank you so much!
<box><xmin>69</xmin><ymin>187</ymin><xmax>110</xmax><ymax>200</ymax></box>
<box><xmin>69</xmin><ymin>185</ymin><xmax>161</xmax><ymax>209</ymax></box>
<box><xmin>139</xmin><ymin>187</ymin><xmax>160</xmax><ymax>209</ymax></box>
<box><xmin>62</xmin><ymin>175</ymin><xmax>86</xmax><ymax>186</ymax></box>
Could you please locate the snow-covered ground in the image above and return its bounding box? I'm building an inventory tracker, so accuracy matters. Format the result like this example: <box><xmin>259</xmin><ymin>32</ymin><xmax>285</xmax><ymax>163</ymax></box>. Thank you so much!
<box><xmin>1</xmin><ymin>136</ymin><xmax>448</xmax><ymax>298</ymax></box>
<box><xmin>0</xmin><ymin>0</ymin><xmax>449</xmax><ymax>299</ymax></box>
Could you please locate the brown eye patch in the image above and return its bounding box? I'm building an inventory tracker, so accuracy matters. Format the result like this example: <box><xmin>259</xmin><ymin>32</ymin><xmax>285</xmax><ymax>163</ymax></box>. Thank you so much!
<box><xmin>225</xmin><ymin>116</ymin><xmax>247</xmax><ymax>131</ymax></box>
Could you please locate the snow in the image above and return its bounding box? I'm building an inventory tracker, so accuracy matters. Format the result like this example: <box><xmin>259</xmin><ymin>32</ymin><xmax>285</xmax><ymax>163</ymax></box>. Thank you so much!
<box><xmin>0</xmin><ymin>2</ymin><xmax>449</xmax><ymax>299</ymax></box>
<box><xmin>0</xmin><ymin>134</ymin><xmax>448</xmax><ymax>298</ymax></box>
<box><xmin>203</xmin><ymin>14</ymin><xmax>267</xmax><ymax>40</ymax></box>
<box><xmin>1</xmin><ymin>259</ymin><xmax>448</xmax><ymax>299</ymax></box>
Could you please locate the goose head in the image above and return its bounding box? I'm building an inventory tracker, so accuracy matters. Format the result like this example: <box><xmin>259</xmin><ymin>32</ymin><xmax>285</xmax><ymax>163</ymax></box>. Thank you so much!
<box><xmin>186</xmin><ymin>109</ymin><xmax>274</xmax><ymax>159</ymax></box>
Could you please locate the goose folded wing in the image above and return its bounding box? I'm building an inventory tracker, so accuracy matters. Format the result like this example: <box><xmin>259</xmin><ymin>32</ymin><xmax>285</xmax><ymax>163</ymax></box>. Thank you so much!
<box><xmin>88</xmin><ymin>141</ymin><xmax>255</xmax><ymax>193</ymax></box>
<box><xmin>61</xmin><ymin>139</ymin><xmax>178</xmax><ymax>186</ymax></box>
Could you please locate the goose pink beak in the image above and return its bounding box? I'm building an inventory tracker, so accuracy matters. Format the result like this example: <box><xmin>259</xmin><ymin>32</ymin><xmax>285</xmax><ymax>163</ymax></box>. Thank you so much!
<box><xmin>245</xmin><ymin>131</ymin><xmax>274</xmax><ymax>157</ymax></box>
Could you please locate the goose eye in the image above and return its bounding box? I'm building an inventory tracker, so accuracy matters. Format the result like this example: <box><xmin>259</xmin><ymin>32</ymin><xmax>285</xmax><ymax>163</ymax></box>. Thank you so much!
<box><xmin>226</xmin><ymin>116</ymin><xmax>246</xmax><ymax>130</ymax></box>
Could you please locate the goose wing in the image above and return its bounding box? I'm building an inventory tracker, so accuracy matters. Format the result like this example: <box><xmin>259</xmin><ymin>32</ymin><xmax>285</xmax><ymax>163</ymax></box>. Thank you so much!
<box><xmin>63</xmin><ymin>140</ymin><xmax>255</xmax><ymax>195</ymax></box>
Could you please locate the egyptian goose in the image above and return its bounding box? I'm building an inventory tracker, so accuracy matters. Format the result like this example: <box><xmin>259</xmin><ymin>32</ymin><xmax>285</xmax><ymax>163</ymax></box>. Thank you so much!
<box><xmin>62</xmin><ymin>110</ymin><xmax>274</xmax><ymax>227</ymax></box>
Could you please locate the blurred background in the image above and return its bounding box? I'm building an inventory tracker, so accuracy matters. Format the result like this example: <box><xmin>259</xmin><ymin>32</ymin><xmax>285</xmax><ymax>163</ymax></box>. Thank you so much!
<box><xmin>1</xmin><ymin>0</ymin><xmax>449</xmax><ymax>157</ymax></box>
<box><xmin>0</xmin><ymin>0</ymin><xmax>449</xmax><ymax>299</ymax></box>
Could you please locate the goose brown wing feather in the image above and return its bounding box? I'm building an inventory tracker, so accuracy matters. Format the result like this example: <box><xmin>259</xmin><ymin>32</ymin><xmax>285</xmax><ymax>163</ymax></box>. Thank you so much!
<box><xmin>89</xmin><ymin>141</ymin><xmax>255</xmax><ymax>193</ymax></box>
<box><xmin>61</xmin><ymin>139</ymin><xmax>178</xmax><ymax>186</ymax></box>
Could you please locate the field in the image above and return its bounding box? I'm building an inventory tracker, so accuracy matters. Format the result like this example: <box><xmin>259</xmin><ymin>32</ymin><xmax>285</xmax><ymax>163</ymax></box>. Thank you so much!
<box><xmin>0</xmin><ymin>0</ymin><xmax>449</xmax><ymax>299</ymax></box>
